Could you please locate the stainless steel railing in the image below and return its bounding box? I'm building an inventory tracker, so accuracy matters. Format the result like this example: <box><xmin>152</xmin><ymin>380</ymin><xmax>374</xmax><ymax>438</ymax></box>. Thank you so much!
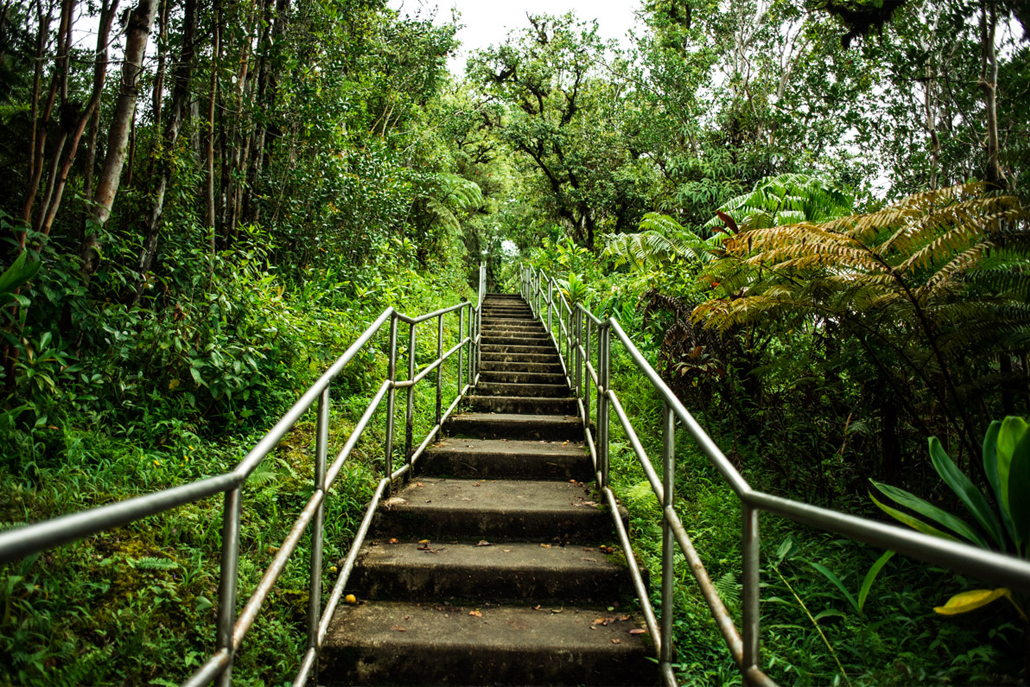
<box><xmin>0</xmin><ymin>263</ymin><xmax>487</xmax><ymax>686</ymax></box>
<box><xmin>521</xmin><ymin>264</ymin><xmax>1030</xmax><ymax>687</ymax></box>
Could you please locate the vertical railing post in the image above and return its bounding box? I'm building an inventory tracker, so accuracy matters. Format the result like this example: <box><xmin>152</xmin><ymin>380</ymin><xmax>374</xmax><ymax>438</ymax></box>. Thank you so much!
<box><xmin>547</xmin><ymin>279</ymin><xmax>552</xmax><ymax>334</ymax></box>
<box><xmin>742</xmin><ymin>505</ymin><xmax>761</xmax><ymax>682</ymax></box>
<box><xmin>458</xmin><ymin>307</ymin><xmax>465</xmax><ymax>395</ymax></box>
<box><xmin>215</xmin><ymin>487</ymin><xmax>242</xmax><ymax>687</ymax></box>
<box><xmin>574</xmin><ymin>308</ymin><xmax>582</xmax><ymax>400</ymax></box>
<box><xmin>467</xmin><ymin>304</ymin><xmax>475</xmax><ymax>386</ymax></box>
<box><xmin>661</xmin><ymin>402</ymin><xmax>675</xmax><ymax>676</ymax></box>
<box><xmin>435</xmin><ymin>313</ymin><xmax>443</xmax><ymax>427</ymax></box>
<box><xmin>384</xmin><ymin>314</ymin><xmax>399</xmax><ymax>493</ymax></box>
<box><xmin>405</xmin><ymin>322</ymin><xmax>416</xmax><ymax>472</ymax></box>
<box><xmin>584</xmin><ymin>319</ymin><xmax>592</xmax><ymax>431</ymax></box>
<box><xmin>597</xmin><ymin>323</ymin><xmax>611</xmax><ymax>488</ymax></box>
<box><xmin>305</xmin><ymin>388</ymin><xmax>330</xmax><ymax>676</ymax></box>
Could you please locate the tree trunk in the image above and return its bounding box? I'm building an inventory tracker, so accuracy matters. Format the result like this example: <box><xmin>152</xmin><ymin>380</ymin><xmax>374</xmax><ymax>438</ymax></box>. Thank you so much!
<box><xmin>206</xmin><ymin>17</ymin><xmax>220</xmax><ymax>270</ymax></box>
<box><xmin>980</xmin><ymin>0</ymin><xmax>1005</xmax><ymax>190</ymax></box>
<box><xmin>132</xmin><ymin>0</ymin><xmax>197</xmax><ymax>304</ymax></box>
<box><xmin>81</xmin><ymin>0</ymin><xmax>159</xmax><ymax>277</ymax></box>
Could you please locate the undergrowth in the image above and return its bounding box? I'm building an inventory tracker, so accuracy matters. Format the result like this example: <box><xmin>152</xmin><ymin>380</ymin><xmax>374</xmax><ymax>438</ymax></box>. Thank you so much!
<box><xmin>0</xmin><ymin>253</ymin><xmax>474</xmax><ymax>686</ymax></box>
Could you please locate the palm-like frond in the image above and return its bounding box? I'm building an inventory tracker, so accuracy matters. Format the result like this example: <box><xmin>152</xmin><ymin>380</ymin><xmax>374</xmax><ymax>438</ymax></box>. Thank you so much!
<box><xmin>703</xmin><ymin>173</ymin><xmax>854</xmax><ymax>234</ymax></box>
<box><xmin>603</xmin><ymin>213</ymin><xmax>717</xmax><ymax>270</ymax></box>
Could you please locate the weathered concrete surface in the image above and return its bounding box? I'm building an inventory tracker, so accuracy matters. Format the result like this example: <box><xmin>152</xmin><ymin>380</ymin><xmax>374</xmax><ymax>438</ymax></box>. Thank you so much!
<box><xmin>475</xmin><ymin>381</ymin><xmax>571</xmax><ymax>398</ymax></box>
<box><xmin>372</xmin><ymin>478</ymin><xmax>609</xmax><ymax>541</ymax></box>
<box><xmin>321</xmin><ymin>294</ymin><xmax>655</xmax><ymax>686</ymax></box>
<box><xmin>321</xmin><ymin>602</ymin><xmax>654</xmax><ymax>686</ymax></box>
<box><xmin>445</xmin><ymin>412</ymin><xmax>581</xmax><ymax>440</ymax></box>
<box><xmin>349</xmin><ymin>540</ymin><xmax>628</xmax><ymax>602</ymax></box>
<box><xmin>478</xmin><ymin>370</ymin><xmax>567</xmax><ymax>385</ymax></box>
<box><xmin>421</xmin><ymin>437</ymin><xmax>591</xmax><ymax>480</ymax></box>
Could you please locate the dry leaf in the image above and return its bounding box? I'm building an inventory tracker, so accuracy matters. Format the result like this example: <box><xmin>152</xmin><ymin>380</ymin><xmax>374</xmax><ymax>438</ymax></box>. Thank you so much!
<box><xmin>629</xmin><ymin>629</ymin><xmax>646</xmax><ymax>635</ymax></box>
<box><xmin>599</xmin><ymin>545</ymin><xmax>615</xmax><ymax>554</ymax></box>
<box><xmin>469</xmin><ymin>610</ymin><xmax>483</xmax><ymax>617</ymax></box>
<box><xmin>390</xmin><ymin>626</ymin><xmax>407</xmax><ymax>632</ymax></box>
<box><xmin>476</xmin><ymin>540</ymin><xmax>492</xmax><ymax>547</ymax></box>
<box><xmin>540</xmin><ymin>543</ymin><xmax>552</xmax><ymax>548</ymax></box>
<box><xmin>551</xmin><ymin>608</ymin><xmax>563</xmax><ymax>614</ymax></box>
<box><xmin>388</xmin><ymin>538</ymin><xmax>399</xmax><ymax>544</ymax></box>
<box><xmin>611</xmin><ymin>639</ymin><xmax>621</xmax><ymax>644</ymax></box>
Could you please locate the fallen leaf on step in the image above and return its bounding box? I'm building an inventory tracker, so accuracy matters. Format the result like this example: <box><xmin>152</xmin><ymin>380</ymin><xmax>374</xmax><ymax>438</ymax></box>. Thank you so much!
<box><xmin>473</xmin><ymin>483</ymin><xmax>481</xmax><ymax>487</ymax></box>
<box><xmin>611</xmin><ymin>639</ymin><xmax>621</xmax><ymax>644</ymax></box>
<box><xmin>469</xmin><ymin>610</ymin><xmax>483</xmax><ymax>617</ymax></box>
<box><xmin>390</xmin><ymin>626</ymin><xmax>407</xmax><ymax>632</ymax></box>
<box><xmin>476</xmin><ymin>540</ymin><xmax>492</xmax><ymax>547</ymax></box>
<box><xmin>534</xmin><ymin>605</ymin><xmax>542</xmax><ymax>610</ymax></box>
<box><xmin>551</xmin><ymin>608</ymin><xmax>563</xmax><ymax>614</ymax></box>
<box><xmin>418</xmin><ymin>540</ymin><xmax>431</xmax><ymax>550</ymax></box>
<box><xmin>581</xmin><ymin>547</ymin><xmax>595</xmax><ymax>552</ymax></box>
<box><xmin>581</xmin><ymin>557</ymin><xmax>597</xmax><ymax>562</ymax></box>
<box><xmin>416</xmin><ymin>482</ymin><xmax>424</xmax><ymax>487</ymax></box>
<box><xmin>503</xmin><ymin>549</ymin><xmax>511</xmax><ymax>552</ymax></box>
<box><xmin>389</xmin><ymin>538</ymin><xmax>399</xmax><ymax>544</ymax></box>
<box><xmin>629</xmin><ymin>629</ymin><xmax>646</xmax><ymax>635</ymax></box>
<box><xmin>599</xmin><ymin>545</ymin><xmax>615</xmax><ymax>554</ymax></box>
<box><xmin>539</xmin><ymin>543</ymin><xmax>551</xmax><ymax>548</ymax></box>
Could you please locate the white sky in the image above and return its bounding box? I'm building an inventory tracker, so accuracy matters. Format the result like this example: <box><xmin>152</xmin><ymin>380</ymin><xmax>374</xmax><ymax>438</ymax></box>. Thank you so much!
<box><xmin>389</xmin><ymin>0</ymin><xmax>643</xmax><ymax>74</ymax></box>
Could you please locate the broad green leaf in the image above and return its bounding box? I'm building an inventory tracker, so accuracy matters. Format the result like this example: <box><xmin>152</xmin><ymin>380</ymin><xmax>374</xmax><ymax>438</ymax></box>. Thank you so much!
<box><xmin>999</xmin><ymin>417</ymin><xmax>1030</xmax><ymax>555</ymax></box>
<box><xmin>934</xmin><ymin>588</ymin><xmax>1011</xmax><ymax>615</ymax></box>
<box><xmin>929</xmin><ymin>437</ymin><xmax>1004</xmax><ymax>549</ymax></box>
<box><xmin>0</xmin><ymin>251</ymin><xmax>41</xmax><ymax>299</ymax></box>
<box><xmin>982</xmin><ymin>421</ymin><xmax>1016</xmax><ymax>545</ymax></box>
<box><xmin>869</xmin><ymin>481</ymin><xmax>989</xmax><ymax>548</ymax></box>
<box><xmin>869</xmin><ymin>492</ymin><xmax>962</xmax><ymax>542</ymax></box>
<box><xmin>857</xmin><ymin>550</ymin><xmax>896</xmax><ymax>613</ymax></box>
<box><xmin>808</xmin><ymin>561</ymin><xmax>858</xmax><ymax>612</ymax></box>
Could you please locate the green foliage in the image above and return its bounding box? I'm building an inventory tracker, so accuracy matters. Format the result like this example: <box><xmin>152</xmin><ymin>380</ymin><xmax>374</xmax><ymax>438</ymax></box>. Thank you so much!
<box><xmin>871</xmin><ymin>417</ymin><xmax>1030</xmax><ymax>559</ymax></box>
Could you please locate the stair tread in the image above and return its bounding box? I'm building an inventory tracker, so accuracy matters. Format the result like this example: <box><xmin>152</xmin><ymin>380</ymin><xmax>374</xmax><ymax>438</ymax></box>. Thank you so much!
<box><xmin>356</xmin><ymin>539</ymin><xmax>622</xmax><ymax>577</ymax></box>
<box><xmin>428</xmin><ymin>437</ymin><xmax>585</xmax><ymax>458</ymax></box>
<box><xmin>325</xmin><ymin>601</ymin><xmax>648</xmax><ymax>652</ymax></box>
<box><xmin>449</xmin><ymin>412</ymin><xmax>580</xmax><ymax>424</ymax></box>
<box><xmin>384</xmin><ymin>477</ymin><xmax>596</xmax><ymax>516</ymax></box>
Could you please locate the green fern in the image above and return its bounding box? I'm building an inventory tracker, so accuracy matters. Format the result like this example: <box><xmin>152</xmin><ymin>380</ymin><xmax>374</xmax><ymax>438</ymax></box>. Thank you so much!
<box><xmin>128</xmin><ymin>557</ymin><xmax>179</xmax><ymax>571</ymax></box>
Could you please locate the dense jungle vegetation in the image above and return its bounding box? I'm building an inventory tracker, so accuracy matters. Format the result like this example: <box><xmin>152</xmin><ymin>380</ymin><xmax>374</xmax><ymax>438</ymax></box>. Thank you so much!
<box><xmin>1</xmin><ymin>0</ymin><xmax>1029</xmax><ymax>683</ymax></box>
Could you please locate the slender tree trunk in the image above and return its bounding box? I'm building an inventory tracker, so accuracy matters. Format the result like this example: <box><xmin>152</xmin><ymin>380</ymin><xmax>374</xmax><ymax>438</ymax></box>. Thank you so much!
<box><xmin>133</xmin><ymin>0</ymin><xmax>197</xmax><ymax>304</ymax></box>
<box><xmin>924</xmin><ymin>64</ymin><xmax>941</xmax><ymax>189</ymax></box>
<box><xmin>81</xmin><ymin>0</ymin><xmax>159</xmax><ymax>277</ymax></box>
<box><xmin>980</xmin><ymin>0</ymin><xmax>1005</xmax><ymax>190</ymax></box>
<box><xmin>206</xmin><ymin>15</ymin><xmax>220</xmax><ymax>271</ymax></box>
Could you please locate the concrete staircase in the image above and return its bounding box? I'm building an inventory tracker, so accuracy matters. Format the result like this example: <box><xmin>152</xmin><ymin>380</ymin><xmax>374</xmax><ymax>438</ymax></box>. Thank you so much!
<box><xmin>321</xmin><ymin>293</ymin><xmax>655</xmax><ymax>685</ymax></box>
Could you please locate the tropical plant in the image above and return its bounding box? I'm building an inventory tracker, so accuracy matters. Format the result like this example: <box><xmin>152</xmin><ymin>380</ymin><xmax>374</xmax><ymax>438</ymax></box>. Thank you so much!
<box><xmin>870</xmin><ymin>416</ymin><xmax>1030</xmax><ymax>620</ymax></box>
<box><xmin>695</xmin><ymin>182</ymin><xmax>1030</xmax><ymax>460</ymax></box>
<box><xmin>701</xmin><ymin>173</ymin><xmax>855</xmax><ymax>234</ymax></box>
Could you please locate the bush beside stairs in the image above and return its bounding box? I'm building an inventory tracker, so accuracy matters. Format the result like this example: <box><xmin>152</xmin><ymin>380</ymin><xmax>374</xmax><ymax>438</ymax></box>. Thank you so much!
<box><xmin>321</xmin><ymin>293</ymin><xmax>656</xmax><ymax>685</ymax></box>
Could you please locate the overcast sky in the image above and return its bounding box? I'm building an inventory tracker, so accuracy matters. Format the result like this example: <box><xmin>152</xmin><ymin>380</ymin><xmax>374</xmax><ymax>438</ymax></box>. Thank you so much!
<box><xmin>389</xmin><ymin>0</ymin><xmax>643</xmax><ymax>75</ymax></box>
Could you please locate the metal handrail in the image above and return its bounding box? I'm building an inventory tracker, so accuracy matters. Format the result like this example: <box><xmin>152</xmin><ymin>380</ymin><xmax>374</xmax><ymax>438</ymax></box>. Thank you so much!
<box><xmin>0</xmin><ymin>264</ymin><xmax>487</xmax><ymax>686</ymax></box>
<box><xmin>521</xmin><ymin>264</ymin><xmax>1030</xmax><ymax>687</ymax></box>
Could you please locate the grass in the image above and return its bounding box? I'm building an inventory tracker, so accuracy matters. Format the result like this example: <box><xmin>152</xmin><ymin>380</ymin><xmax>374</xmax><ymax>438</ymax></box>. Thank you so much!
<box><xmin>0</xmin><ymin>262</ymin><xmax>475</xmax><ymax>686</ymax></box>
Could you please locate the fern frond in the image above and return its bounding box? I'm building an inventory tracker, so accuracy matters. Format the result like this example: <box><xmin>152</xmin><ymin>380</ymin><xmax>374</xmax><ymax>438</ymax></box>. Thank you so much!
<box><xmin>129</xmin><ymin>557</ymin><xmax>179</xmax><ymax>571</ymax></box>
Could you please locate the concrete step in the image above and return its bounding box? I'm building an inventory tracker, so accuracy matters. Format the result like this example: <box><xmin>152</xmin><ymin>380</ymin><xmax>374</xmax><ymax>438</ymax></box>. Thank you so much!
<box><xmin>420</xmin><ymin>438</ymin><xmax>591</xmax><ymax>480</ymax></box>
<box><xmin>481</xmin><ymin>351</ymin><xmax>561</xmax><ymax>364</ymax></box>
<box><xmin>446</xmin><ymin>412</ymin><xmax>581</xmax><ymax>440</ymax></box>
<box><xmin>467</xmin><ymin>395</ymin><xmax>578</xmax><ymax>415</ymax></box>
<box><xmin>481</xmin><ymin>327</ymin><xmax>548</xmax><ymax>338</ymax></box>
<box><xmin>475</xmin><ymin>381</ymin><xmax>570</xmax><ymax>398</ymax></box>
<box><xmin>348</xmin><ymin>540</ymin><xmax>627</xmax><ymax>603</ymax></box>
<box><xmin>321</xmin><ymin>601</ymin><xmax>654</xmax><ymax>685</ymax></box>
<box><xmin>479</xmin><ymin>370</ymin><xmax>567</xmax><ymax>385</ymax></box>
<box><xmin>481</xmin><ymin>343</ymin><xmax>557</xmax><ymax>355</ymax></box>
<box><xmin>478</xmin><ymin>360</ymin><xmax>564</xmax><ymax>375</ymax></box>
<box><xmin>481</xmin><ymin>332</ymin><xmax>551</xmax><ymax>343</ymax></box>
<box><xmin>371</xmin><ymin>478</ymin><xmax>608</xmax><ymax>542</ymax></box>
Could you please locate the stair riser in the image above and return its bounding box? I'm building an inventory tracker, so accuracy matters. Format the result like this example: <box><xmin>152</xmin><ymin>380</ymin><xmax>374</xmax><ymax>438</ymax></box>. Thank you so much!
<box><xmin>419</xmin><ymin>451</ymin><xmax>592</xmax><ymax>481</ymax></box>
<box><xmin>481</xmin><ymin>333</ymin><xmax>551</xmax><ymax>342</ymax></box>
<box><xmin>350</xmin><ymin>565</ymin><xmax>626</xmax><ymax>604</ymax></box>
<box><xmin>482</xmin><ymin>308</ymin><xmax>535</xmax><ymax>316</ymax></box>
<box><xmin>475</xmin><ymin>382</ymin><xmax>570</xmax><ymax>398</ymax></box>
<box><xmin>479</xmin><ymin>361</ymin><xmax>564</xmax><ymax>374</ymax></box>
<box><xmin>481</xmin><ymin>344</ymin><xmax>558</xmax><ymax>355</ymax></box>
<box><xmin>372</xmin><ymin>507</ymin><xmax>610</xmax><ymax>542</ymax></box>
<box><xmin>478</xmin><ymin>371</ymin><xmax>566</xmax><ymax>385</ymax></box>
<box><xmin>445</xmin><ymin>416</ymin><xmax>580</xmax><ymax>441</ymax></box>
<box><xmin>481</xmin><ymin>328</ymin><xmax>548</xmax><ymax>336</ymax></box>
<box><xmin>468</xmin><ymin>396</ymin><xmax>578</xmax><ymax>415</ymax></box>
<box><xmin>320</xmin><ymin>636</ymin><xmax>651</xmax><ymax>686</ymax></box>
<box><xmin>481</xmin><ymin>352</ymin><xmax>561</xmax><ymax>364</ymax></box>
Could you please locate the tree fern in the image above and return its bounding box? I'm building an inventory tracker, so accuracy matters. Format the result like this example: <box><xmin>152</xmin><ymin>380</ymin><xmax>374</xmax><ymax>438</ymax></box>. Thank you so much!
<box><xmin>694</xmin><ymin>182</ymin><xmax>1030</xmax><ymax>459</ymax></box>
